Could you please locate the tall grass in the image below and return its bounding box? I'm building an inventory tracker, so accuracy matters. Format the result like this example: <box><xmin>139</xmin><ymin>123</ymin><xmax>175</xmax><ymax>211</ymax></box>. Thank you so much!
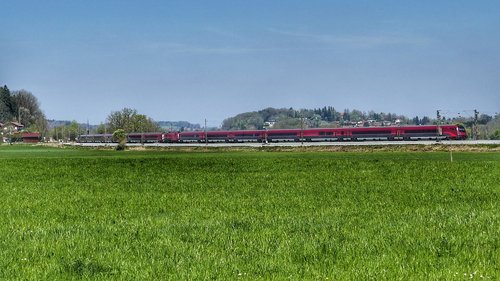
<box><xmin>0</xmin><ymin>147</ymin><xmax>498</xmax><ymax>279</ymax></box>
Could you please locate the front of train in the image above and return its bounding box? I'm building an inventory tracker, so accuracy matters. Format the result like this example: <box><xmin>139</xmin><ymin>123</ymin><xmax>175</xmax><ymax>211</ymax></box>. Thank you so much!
<box><xmin>456</xmin><ymin>124</ymin><xmax>468</xmax><ymax>139</ymax></box>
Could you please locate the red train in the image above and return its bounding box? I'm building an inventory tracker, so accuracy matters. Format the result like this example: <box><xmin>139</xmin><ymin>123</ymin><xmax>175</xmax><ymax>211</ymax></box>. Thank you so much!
<box><xmin>78</xmin><ymin>124</ymin><xmax>467</xmax><ymax>143</ymax></box>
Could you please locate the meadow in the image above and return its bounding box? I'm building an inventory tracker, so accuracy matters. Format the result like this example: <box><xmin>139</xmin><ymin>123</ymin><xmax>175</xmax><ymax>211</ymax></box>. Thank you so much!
<box><xmin>0</xmin><ymin>145</ymin><xmax>499</xmax><ymax>280</ymax></box>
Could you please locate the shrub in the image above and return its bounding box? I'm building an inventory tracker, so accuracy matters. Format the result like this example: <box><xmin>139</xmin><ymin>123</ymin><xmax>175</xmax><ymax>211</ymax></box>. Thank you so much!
<box><xmin>490</xmin><ymin>129</ymin><xmax>500</xmax><ymax>140</ymax></box>
<box><xmin>112</xmin><ymin>129</ymin><xmax>127</xmax><ymax>150</ymax></box>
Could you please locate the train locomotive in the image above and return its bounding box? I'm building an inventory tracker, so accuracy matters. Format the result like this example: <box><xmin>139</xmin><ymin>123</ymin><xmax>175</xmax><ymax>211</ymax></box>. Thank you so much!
<box><xmin>78</xmin><ymin>124</ymin><xmax>467</xmax><ymax>143</ymax></box>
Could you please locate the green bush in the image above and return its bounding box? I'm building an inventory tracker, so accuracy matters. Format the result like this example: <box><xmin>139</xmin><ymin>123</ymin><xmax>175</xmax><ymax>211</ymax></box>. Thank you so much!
<box><xmin>112</xmin><ymin>129</ymin><xmax>127</xmax><ymax>150</ymax></box>
<box><xmin>490</xmin><ymin>129</ymin><xmax>500</xmax><ymax>140</ymax></box>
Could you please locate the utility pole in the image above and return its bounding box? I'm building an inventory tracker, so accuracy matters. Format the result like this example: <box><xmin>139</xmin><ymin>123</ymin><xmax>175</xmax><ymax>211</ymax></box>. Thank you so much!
<box><xmin>473</xmin><ymin>109</ymin><xmax>479</xmax><ymax>140</ymax></box>
<box><xmin>205</xmin><ymin>119</ymin><xmax>208</xmax><ymax>146</ymax></box>
<box><xmin>300</xmin><ymin>115</ymin><xmax>305</xmax><ymax>145</ymax></box>
<box><xmin>436</xmin><ymin>110</ymin><xmax>442</xmax><ymax>139</ymax></box>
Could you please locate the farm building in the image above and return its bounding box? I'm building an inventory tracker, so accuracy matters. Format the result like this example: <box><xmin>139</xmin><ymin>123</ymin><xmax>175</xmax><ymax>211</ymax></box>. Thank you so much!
<box><xmin>1</xmin><ymin>121</ymin><xmax>24</xmax><ymax>133</ymax></box>
<box><xmin>22</xmin><ymin>132</ymin><xmax>41</xmax><ymax>143</ymax></box>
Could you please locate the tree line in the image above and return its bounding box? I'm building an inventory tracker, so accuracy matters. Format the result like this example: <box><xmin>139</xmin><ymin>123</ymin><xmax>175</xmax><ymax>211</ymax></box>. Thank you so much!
<box><xmin>50</xmin><ymin>108</ymin><xmax>160</xmax><ymax>141</ymax></box>
<box><xmin>2</xmin><ymin>83</ymin><xmax>499</xmax><ymax>140</ymax></box>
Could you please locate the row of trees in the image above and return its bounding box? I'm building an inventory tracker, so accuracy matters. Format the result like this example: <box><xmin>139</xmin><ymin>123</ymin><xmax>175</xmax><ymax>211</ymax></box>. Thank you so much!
<box><xmin>48</xmin><ymin>120</ymin><xmax>83</xmax><ymax>141</ymax></box>
<box><xmin>3</xmin><ymin>82</ymin><xmax>499</xmax><ymax>141</ymax></box>
<box><xmin>311</xmin><ymin>107</ymin><xmax>407</xmax><ymax>123</ymax></box>
<box><xmin>48</xmin><ymin>108</ymin><xmax>161</xmax><ymax>141</ymax></box>
<box><xmin>0</xmin><ymin>85</ymin><xmax>48</xmax><ymax>133</ymax></box>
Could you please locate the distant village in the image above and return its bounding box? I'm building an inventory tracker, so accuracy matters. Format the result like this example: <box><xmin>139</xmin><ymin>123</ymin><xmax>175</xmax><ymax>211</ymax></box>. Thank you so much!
<box><xmin>263</xmin><ymin>119</ymin><xmax>400</xmax><ymax>129</ymax></box>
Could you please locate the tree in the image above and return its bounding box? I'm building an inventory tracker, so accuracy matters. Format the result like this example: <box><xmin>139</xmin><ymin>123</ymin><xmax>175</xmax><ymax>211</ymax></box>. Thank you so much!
<box><xmin>0</xmin><ymin>85</ymin><xmax>14</xmax><ymax>121</ymax></box>
<box><xmin>421</xmin><ymin>116</ymin><xmax>431</xmax><ymax>125</ymax></box>
<box><xmin>10</xmin><ymin>90</ymin><xmax>48</xmax><ymax>134</ymax></box>
<box><xmin>350</xmin><ymin>109</ymin><xmax>365</xmax><ymax>122</ymax></box>
<box><xmin>385</xmin><ymin>113</ymin><xmax>393</xmax><ymax>122</ymax></box>
<box><xmin>112</xmin><ymin>129</ymin><xmax>127</xmax><ymax>150</ymax></box>
<box><xmin>96</xmin><ymin>123</ymin><xmax>107</xmax><ymax>134</ymax></box>
<box><xmin>490</xmin><ymin>129</ymin><xmax>500</xmax><ymax>140</ymax></box>
<box><xmin>33</xmin><ymin>114</ymin><xmax>49</xmax><ymax>139</ymax></box>
<box><xmin>273</xmin><ymin>118</ymin><xmax>302</xmax><ymax>129</ymax></box>
<box><xmin>66</xmin><ymin>121</ymin><xmax>81</xmax><ymax>141</ymax></box>
<box><xmin>367</xmin><ymin>110</ymin><xmax>381</xmax><ymax>121</ymax></box>
<box><xmin>478</xmin><ymin>114</ymin><xmax>492</xmax><ymax>125</ymax></box>
<box><xmin>106</xmin><ymin>108</ymin><xmax>160</xmax><ymax>133</ymax></box>
<box><xmin>343</xmin><ymin>109</ymin><xmax>350</xmax><ymax>121</ymax></box>
<box><xmin>484</xmin><ymin>113</ymin><xmax>500</xmax><ymax>140</ymax></box>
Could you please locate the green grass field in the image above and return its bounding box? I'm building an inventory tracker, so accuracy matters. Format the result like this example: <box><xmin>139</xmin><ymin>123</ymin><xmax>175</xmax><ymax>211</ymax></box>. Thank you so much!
<box><xmin>0</xmin><ymin>145</ymin><xmax>499</xmax><ymax>280</ymax></box>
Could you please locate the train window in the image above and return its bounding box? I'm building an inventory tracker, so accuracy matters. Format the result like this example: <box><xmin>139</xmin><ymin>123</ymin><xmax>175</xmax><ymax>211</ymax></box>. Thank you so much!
<box><xmin>352</xmin><ymin>130</ymin><xmax>391</xmax><ymax>135</ymax></box>
<box><xmin>268</xmin><ymin>132</ymin><xmax>297</xmax><ymax>136</ymax></box>
<box><xmin>319</xmin><ymin>132</ymin><xmax>325</xmax><ymax>136</ymax></box>
<box><xmin>406</xmin><ymin>130</ymin><xmax>436</xmax><ymax>134</ymax></box>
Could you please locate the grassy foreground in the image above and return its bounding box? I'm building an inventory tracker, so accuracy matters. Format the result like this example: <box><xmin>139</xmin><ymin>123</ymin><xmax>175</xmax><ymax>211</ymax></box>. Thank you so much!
<box><xmin>0</xmin><ymin>145</ymin><xmax>499</xmax><ymax>280</ymax></box>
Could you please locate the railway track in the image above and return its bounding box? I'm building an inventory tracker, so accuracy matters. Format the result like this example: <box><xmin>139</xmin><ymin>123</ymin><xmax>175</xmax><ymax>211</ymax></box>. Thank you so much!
<box><xmin>75</xmin><ymin>140</ymin><xmax>500</xmax><ymax>147</ymax></box>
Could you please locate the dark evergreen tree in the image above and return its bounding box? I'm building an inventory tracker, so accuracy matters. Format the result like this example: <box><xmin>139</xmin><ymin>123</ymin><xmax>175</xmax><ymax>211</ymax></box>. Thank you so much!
<box><xmin>343</xmin><ymin>109</ymin><xmax>350</xmax><ymax>121</ymax></box>
<box><xmin>0</xmin><ymin>85</ymin><xmax>14</xmax><ymax>121</ymax></box>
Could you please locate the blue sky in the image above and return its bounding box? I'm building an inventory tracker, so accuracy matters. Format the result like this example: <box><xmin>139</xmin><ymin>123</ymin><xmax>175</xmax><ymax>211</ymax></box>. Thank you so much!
<box><xmin>2</xmin><ymin>0</ymin><xmax>499</xmax><ymax>125</ymax></box>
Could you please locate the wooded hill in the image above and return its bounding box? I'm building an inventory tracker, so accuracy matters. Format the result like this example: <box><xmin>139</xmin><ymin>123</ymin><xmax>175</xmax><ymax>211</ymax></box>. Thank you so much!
<box><xmin>221</xmin><ymin>107</ymin><xmax>500</xmax><ymax>139</ymax></box>
<box><xmin>222</xmin><ymin>107</ymin><xmax>427</xmax><ymax>130</ymax></box>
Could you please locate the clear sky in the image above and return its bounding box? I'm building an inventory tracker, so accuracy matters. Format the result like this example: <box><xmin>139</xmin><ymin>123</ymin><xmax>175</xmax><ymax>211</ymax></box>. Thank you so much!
<box><xmin>2</xmin><ymin>0</ymin><xmax>499</xmax><ymax>126</ymax></box>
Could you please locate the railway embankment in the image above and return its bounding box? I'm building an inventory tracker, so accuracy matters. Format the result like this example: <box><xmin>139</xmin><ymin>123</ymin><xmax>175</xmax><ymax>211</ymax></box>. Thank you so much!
<box><xmin>61</xmin><ymin>140</ymin><xmax>500</xmax><ymax>152</ymax></box>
